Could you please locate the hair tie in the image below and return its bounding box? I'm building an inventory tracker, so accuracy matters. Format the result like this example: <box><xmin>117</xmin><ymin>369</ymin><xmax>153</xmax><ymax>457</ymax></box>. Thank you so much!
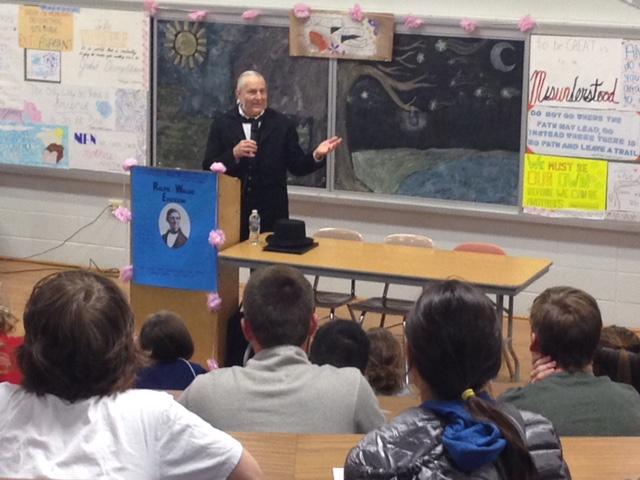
<box><xmin>461</xmin><ymin>388</ymin><xmax>475</xmax><ymax>401</ymax></box>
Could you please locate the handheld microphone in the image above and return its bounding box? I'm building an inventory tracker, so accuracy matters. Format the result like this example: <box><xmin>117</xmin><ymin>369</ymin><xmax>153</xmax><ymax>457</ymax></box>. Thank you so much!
<box><xmin>250</xmin><ymin>119</ymin><xmax>260</xmax><ymax>143</ymax></box>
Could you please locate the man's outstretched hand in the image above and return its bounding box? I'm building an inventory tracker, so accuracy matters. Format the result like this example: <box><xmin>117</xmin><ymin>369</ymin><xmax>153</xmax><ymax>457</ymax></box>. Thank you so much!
<box><xmin>313</xmin><ymin>136</ymin><xmax>342</xmax><ymax>160</ymax></box>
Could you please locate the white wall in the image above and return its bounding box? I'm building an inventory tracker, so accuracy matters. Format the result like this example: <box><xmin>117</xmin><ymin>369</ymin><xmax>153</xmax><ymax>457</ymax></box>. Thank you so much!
<box><xmin>2</xmin><ymin>0</ymin><xmax>640</xmax><ymax>326</ymax></box>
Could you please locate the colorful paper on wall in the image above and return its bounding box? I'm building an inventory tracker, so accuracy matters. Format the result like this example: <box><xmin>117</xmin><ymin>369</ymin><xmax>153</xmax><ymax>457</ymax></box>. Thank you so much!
<box><xmin>622</xmin><ymin>40</ymin><xmax>640</xmax><ymax>110</ymax></box>
<box><xmin>0</xmin><ymin>4</ymin><xmax>20</xmax><ymax>83</ymax></box>
<box><xmin>527</xmin><ymin>106</ymin><xmax>640</xmax><ymax>161</ymax></box>
<box><xmin>0</xmin><ymin>124</ymin><xmax>69</xmax><ymax>168</ymax></box>
<box><xmin>529</xmin><ymin>35</ymin><xmax>622</xmax><ymax>110</ymax></box>
<box><xmin>607</xmin><ymin>162</ymin><xmax>640</xmax><ymax>213</ymax></box>
<box><xmin>69</xmin><ymin>129</ymin><xmax>144</xmax><ymax>173</ymax></box>
<box><xmin>131</xmin><ymin>167</ymin><xmax>219</xmax><ymax>291</ymax></box>
<box><xmin>523</xmin><ymin>154</ymin><xmax>608</xmax><ymax>212</ymax></box>
<box><xmin>19</xmin><ymin>5</ymin><xmax>74</xmax><ymax>51</ymax></box>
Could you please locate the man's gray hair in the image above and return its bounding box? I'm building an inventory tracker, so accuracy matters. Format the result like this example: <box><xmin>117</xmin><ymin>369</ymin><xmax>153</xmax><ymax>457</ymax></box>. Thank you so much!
<box><xmin>236</xmin><ymin>70</ymin><xmax>266</xmax><ymax>91</ymax></box>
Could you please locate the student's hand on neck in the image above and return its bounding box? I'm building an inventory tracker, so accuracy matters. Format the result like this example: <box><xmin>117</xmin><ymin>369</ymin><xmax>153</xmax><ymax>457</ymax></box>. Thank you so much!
<box><xmin>530</xmin><ymin>355</ymin><xmax>562</xmax><ymax>383</ymax></box>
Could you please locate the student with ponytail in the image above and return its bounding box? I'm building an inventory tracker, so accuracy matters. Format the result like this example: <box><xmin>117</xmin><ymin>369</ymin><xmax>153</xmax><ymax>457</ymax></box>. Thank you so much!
<box><xmin>345</xmin><ymin>280</ymin><xmax>570</xmax><ymax>480</ymax></box>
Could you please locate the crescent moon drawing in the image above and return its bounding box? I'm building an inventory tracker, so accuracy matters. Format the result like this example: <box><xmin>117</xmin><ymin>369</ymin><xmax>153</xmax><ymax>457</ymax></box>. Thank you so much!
<box><xmin>490</xmin><ymin>42</ymin><xmax>516</xmax><ymax>72</ymax></box>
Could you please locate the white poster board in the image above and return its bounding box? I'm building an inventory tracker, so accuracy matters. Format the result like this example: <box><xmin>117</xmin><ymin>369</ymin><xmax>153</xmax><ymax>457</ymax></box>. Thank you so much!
<box><xmin>529</xmin><ymin>35</ymin><xmax>622</xmax><ymax>110</ymax></box>
<box><xmin>0</xmin><ymin>3</ymin><xmax>149</xmax><ymax>174</ymax></box>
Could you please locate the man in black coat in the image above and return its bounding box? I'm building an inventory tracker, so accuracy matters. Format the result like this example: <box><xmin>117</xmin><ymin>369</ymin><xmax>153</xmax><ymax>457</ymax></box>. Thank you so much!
<box><xmin>202</xmin><ymin>70</ymin><xmax>341</xmax><ymax>240</ymax></box>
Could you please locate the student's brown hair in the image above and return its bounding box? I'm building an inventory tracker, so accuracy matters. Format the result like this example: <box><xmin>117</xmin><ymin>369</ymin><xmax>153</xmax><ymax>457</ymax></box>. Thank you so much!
<box><xmin>365</xmin><ymin>328</ymin><xmax>404</xmax><ymax>395</ymax></box>
<box><xmin>530</xmin><ymin>286</ymin><xmax>602</xmax><ymax>371</ymax></box>
<box><xmin>242</xmin><ymin>265</ymin><xmax>313</xmax><ymax>348</ymax></box>
<box><xmin>139</xmin><ymin>310</ymin><xmax>195</xmax><ymax>361</ymax></box>
<box><xmin>18</xmin><ymin>270</ymin><xmax>141</xmax><ymax>402</ymax></box>
<box><xmin>407</xmin><ymin>280</ymin><xmax>538</xmax><ymax>479</ymax></box>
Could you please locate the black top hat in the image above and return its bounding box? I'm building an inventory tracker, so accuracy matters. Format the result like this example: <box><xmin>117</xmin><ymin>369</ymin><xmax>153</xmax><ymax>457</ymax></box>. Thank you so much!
<box><xmin>264</xmin><ymin>219</ymin><xmax>317</xmax><ymax>254</ymax></box>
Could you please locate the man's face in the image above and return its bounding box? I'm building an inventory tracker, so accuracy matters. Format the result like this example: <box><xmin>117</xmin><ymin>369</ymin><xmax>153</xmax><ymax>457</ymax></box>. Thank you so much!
<box><xmin>167</xmin><ymin>211</ymin><xmax>181</xmax><ymax>232</ymax></box>
<box><xmin>236</xmin><ymin>75</ymin><xmax>267</xmax><ymax>118</ymax></box>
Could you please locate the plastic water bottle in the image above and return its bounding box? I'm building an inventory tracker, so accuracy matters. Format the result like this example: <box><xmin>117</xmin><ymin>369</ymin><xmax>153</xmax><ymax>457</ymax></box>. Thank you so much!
<box><xmin>249</xmin><ymin>209</ymin><xmax>260</xmax><ymax>245</ymax></box>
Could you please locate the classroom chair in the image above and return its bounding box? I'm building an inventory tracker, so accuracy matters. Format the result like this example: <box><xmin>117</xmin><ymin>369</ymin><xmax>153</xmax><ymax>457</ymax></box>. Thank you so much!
<box><xmin>348</xmin><ymin>233</ymin><xmax>433</xmax><ymax>385</ymax></box>
<box><xmin>312</xmin><ymin>228</ymin><xmax>364</xmax><ymax>321</ymax></box>
<box><xmin>453</xmin><ymin>242</ymin><xmax>517</xmax><ymax>381</ymax></box>
<box><xmin>347</xmin><ymin>233</ymin><xmax>434</xmax><ymax>329</ymax></box>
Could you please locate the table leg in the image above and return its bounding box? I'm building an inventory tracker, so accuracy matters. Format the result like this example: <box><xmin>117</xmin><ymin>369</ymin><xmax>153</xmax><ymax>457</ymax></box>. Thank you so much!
<box><xmin>496</xmin><ymin>294</ymin><xmax>515</xmax><ymax>381</ymax></box>
<box><xmin>505</xmin><ymin>295</ymin><xmax>520</xmax><ymax>382</ymax></box>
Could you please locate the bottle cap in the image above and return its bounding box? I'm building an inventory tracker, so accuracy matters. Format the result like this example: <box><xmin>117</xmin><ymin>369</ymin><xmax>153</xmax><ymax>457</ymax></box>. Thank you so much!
<box><xmin>251</xmin><ymin>209</ymin><xmax>258</xmax><ymax>214</ymax></box>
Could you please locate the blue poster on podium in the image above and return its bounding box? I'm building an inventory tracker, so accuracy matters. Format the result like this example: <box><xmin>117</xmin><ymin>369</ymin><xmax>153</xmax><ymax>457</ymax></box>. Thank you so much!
<box><xmin>131</xmin><ymin>167</ymin><xmax>218</xmax><ymax>291</ymax></box>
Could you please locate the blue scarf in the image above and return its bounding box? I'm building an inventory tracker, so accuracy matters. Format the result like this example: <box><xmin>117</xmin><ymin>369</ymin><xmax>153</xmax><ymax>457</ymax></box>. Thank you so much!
<box><xmin>422</xmin><ymin>395</ymin><xmax>506</xmax><ymax>472</ymax></box>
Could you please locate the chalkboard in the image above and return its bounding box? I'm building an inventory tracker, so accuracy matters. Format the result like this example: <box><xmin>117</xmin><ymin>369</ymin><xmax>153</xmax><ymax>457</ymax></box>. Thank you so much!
<box><xmin>334</xmin><ymin>33</ymin><xmax>525</xmax><ymax>206</ymax></box>
<box><xmin>0</xmin><ymin>3</ymin><xmax>149</xmax><ymax>174</ymax></box>
<box><xmin>155</xmin><ymin>19</ymin><xmax>328</xmax><ymax>188</ymax></box>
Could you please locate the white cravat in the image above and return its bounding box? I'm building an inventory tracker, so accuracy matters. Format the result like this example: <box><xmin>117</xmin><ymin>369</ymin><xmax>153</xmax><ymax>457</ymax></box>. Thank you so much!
<box><xmin>166</xmin><ymin>231</ymin><xmax>178</xmax><ymax>247</ymax></box>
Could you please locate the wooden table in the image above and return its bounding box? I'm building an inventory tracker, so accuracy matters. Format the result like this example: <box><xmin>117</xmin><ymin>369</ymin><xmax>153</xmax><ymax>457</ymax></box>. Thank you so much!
<box><xmin>219</xmin><ymin>237</ymin><xmax>552</xmax><ymax>381</ymax></box>
<box><xmin>232</xmin><ymin>431</ymin><xmax>640</xmax><ymax>480</ymax></box>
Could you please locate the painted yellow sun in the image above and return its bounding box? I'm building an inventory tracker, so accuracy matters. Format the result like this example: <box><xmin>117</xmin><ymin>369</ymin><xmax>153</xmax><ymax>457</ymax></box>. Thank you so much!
<box><xmin>165</xmin><ymin>21</ymin><xmax>207</xmax><ymax>69</ymax></box>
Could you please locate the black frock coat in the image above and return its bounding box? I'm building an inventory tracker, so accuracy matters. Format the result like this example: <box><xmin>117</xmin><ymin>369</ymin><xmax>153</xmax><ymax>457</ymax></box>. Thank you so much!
<box><xmin>202</xmin><ymin>107</ymin><xmax>324</xmax><ymax>240</ymax></box>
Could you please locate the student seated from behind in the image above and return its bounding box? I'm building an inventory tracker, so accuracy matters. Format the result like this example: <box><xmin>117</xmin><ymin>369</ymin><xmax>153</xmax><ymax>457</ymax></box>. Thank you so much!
<box><xmin>593</xmin><ymin>325</ymin><xmax>640</xmax><ymax>393</ymax></box>
<box><xmin>0</xmin><ymin>305</ymin><xmax>23</xmax><ymax>385</ymax></box>
<box><xmin>365</xmin><ymin>328</ymin><xmax>406</xmax><ymax>396</ymax></box>
<box><xmin>309</xmin><ymin>319</ymin><xmax>370</xmax><ymax>374</ymax></box>
<box><xmin>345</xmin><ymin>280</ymin><xmax>570</xmax><ymax>480</ymax></box>
<box><xmin>136</xmin><ymin>310</ymin><xmax>207</xmax><ymax>390</ymax></box>
<box><xmin>0</xmin><ymin>270</ymin><xmax>261</xmax><ymax>480</ymax></box>
<box><xmin>500</xmin><ymin>286</ymin><xmax>640</xmax><ymax>436</ymax></box>
<box><xmin>180</xmin><ymin>265</ymin><xmax>385</xmax><ymax>433</ymax></box>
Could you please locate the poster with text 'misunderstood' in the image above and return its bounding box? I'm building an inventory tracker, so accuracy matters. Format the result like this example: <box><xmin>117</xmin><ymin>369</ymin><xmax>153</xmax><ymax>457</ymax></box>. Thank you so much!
<box><xmin>523</xmin><ymin>154</ymin><xmax>607</xmax><ymax>216</ymax></box>
<box><xmin>132</xmin><ymin>167</ymin><xmax>219</xmax><ymax>291</ymax></box>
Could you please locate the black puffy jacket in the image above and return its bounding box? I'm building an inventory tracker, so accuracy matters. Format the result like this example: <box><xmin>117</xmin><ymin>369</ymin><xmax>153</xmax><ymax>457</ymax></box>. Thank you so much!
<box><xmin>345</xmin><ymin>405</ymin><xmax>571</xmax><ymax>480</ymax></box>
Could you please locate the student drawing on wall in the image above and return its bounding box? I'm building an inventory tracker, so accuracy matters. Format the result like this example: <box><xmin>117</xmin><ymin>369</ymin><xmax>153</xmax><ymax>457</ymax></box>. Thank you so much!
<box><xmin>42</xmin><ymin>143</ymin><xmax>64</xmax><ymax>165</ymax></box>
<box><xmin>160</xmin><ymin>206</ymin><xmax>190</xmax><ymax>249</ymax></box>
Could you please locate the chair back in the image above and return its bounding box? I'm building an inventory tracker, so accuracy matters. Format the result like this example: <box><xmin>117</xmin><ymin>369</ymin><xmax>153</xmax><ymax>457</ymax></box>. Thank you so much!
<box><xmin>314</xmin><ymin>227</ymin><xmax>363</xmax><ymax>242</ymax></box>
<box><xmin>454</xmin><ymin>242</ymin><xmax>506</xmax><ymax>256</ymax></box>
<box><xmin>384</xmin><ymin>233</ymin><xmax>433</xmax><ymax>248</ymax></box>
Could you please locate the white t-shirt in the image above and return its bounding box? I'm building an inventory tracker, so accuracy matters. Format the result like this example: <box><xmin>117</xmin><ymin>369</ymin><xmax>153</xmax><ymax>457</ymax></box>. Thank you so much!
<box><xmin>0</xmin><ymin>384</ymin><xmax>243</xmax><ymax>479</ymax></box>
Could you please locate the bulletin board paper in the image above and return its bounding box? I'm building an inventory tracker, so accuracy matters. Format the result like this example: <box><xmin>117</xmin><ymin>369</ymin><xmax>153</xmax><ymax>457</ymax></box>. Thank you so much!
<box><xmin>529</xmin><ymin>35</ymin><xmax>622</xmax><ymax>109</ymax></box>
<box><xmin>607</xmin><ymin>162</ymin><xmax>640</xmax><ymax>214</ymax></box>
<box><xmin>622</xmin><ymin>40</ymin><xmax>640</xmax><ymax>110</ymax></box>
<box><xmin>0</xmin><ymin>4</ymin><xmax>149</xmax><ymax>174</ymax></box>
<box><xmin>0</xmin><ymin>124</ymin><xmax>69</xmax><ymax>168</ymax></box>
<box><xmin>523</xmin><ymin>154</ymin><xmax>608</xmax><ymax>212</ymax></box>
<box><xmin>527</xmin><ymin>106</ymin><xmax>640</xmax><ymax>161</ymax></box>
<box><xmin>69</xmin><ymin>129</ymin><xmax>143</xmax><ymax>173</ymax></box>
<box><xmin>19</xmin><ymin>5</ymin><xmax>74</xmax><ymax>51</ymax></box>
<box><xmin>0</xmin><ymin>4</ymin><xmax>20</xmax><ymax>83</ymax></box>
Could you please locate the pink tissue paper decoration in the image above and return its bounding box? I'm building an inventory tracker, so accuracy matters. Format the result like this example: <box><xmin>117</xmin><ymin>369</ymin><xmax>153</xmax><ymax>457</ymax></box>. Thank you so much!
<box><xmin>119</xmin><ymin>265</ymin><xmax>133</xmax><ymax>282</ymax></box>
<box><xmin>143</xmin><ymin>0</ymin><xmax>159</xmax><ymax>16</ymax></box>
<box><xmin>293</xmin><ymin>3</ymin><xmax>311</xmax><ymax>19</ymax></box>
<box><xmin>459</xmin><ymin>19</ymin><xmax>478</xmax><ymax>33</ymax></box>
<box><xmin>208</xmin><ymin>229</ymin><xmax>226</xmax><ymax>248</ymax></box>
<box><xmin>113</xmin><ymin>206</ymin><xmax>132</xmax><ymax>223</ymax></box>
<box><xmin>241</xmin><ymin>9</ymin><xmax>261</xmax><ymax>20</ymax></box>
<box><xmin>23</xmin><ymin>101</ymin><xmax>42</xmax><ymax>123</ymax></box>
<box><xmin>518</xmin><ymin>15</ymin><xmax>536</xmax><ymax>33</ymax></box>
<box><xmin>189</xmin><ymin>10</ymin><xmax>208</xmax><ymax>22</ymax></box>
<box><xmin>349</xmin><ymin>3</ymin><xmax>365</xmax><ymax>23</ymax></box>
<box><xmin>210</xmin><ymin>162</ymin><xmax>227</xmax><ymax>173</ymax></box>
<box><xmin>403</xmin><ymin>15</ymin><xmax>424</xmax><ymax>29</ymax></box>
<box><xmin>122</xmin><ymin>157</ymin><xmax>138</xmax><ymax>172</ymax></box>
<box><xmin>207</xmin><ymin>292</ymin><xmax>222</xmax><ymax>312</ymax></box>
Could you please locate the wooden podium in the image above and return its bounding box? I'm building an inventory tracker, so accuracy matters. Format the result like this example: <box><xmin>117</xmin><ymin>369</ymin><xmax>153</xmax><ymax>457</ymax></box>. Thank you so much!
<box><xmin>130</xmin><ymin>175</ymin><xmax>240</xmax><ymax>366</ymax></box>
